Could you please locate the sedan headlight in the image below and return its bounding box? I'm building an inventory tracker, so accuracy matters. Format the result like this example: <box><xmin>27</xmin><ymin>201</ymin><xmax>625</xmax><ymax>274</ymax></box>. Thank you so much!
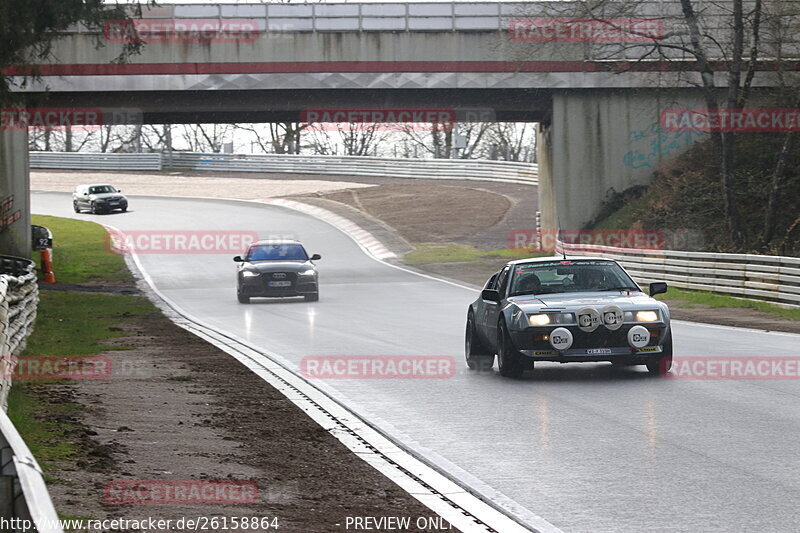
<box><xmin>242</xmin><ymin>270</ymin><xmax>261</xmax><ymax>278</ymax></box>
<box><xmin>625</xmin><ymin>310</ymin><xmax>659</xmax><ymax>322</ymax></box>
<box><xmin>298</xmin><ymin>269</ymin><xmax>316</xmax><ymax>276</ymax></box>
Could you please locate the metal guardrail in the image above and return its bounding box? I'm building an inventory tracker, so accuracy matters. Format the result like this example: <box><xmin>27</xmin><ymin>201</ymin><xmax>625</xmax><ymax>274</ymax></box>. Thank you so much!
<box><xmin>30</xmin><ymin>152</ymin><xmax>162</xmax><ymax>171</ymax></box>
<box><xmin>168</xmin><ymin>153</ymin><xmax>539</xmax><ymax>185</ymax></box>
<box><xmin>29</xmin><ymin>152</ymin><xmax>539</xmax><ymax>185</ymax></box>
<box><xmin>0</xmin><ymin>257</ymin><xmax>60</xmax><ymax>532</ymax></box>
<box><xmin>0</xmin><ymin>409</ymin><xmax>63</xmax><ymax>533</ymax></box>
<box><xmin>557</xmin><ymin>241</ymin><xmax>800</xmax><ymax>308</ymax></box>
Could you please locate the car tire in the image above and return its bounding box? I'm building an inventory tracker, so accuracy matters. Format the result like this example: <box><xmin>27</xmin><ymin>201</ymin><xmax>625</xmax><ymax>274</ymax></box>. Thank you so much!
<box><xmin>121</xmin><ymin>206</ymin><xmax>127</xmax><ymax>212</ymax></box>
<box><xmin>73</xmin><ymin>201</ymin><xmax>81</xmax><ymax>213</ymax></box>
<box><xmin>237</xmin><ymin>292</ymin><xmax>250</xmax><ymax>304</ymax></box>
<box><xmin>304</xmin><ymin>293</ymin><xmax>319</xmax><ymax>302</ymax></box>
<box><xmin>497</xmin><ymin>321</ymin><xmax>526</xmax><ymax>378</ymax></box>
<box><xmin>90</xmin><ymin>202</ymin><xmax>98</xmax><ymax>214</ymax></box>
<box><xmin>465</xmin><ymin>312</ymin><xmax>493</xmax><ymax>371</ymax></box>
<box><xmin>646</xmin><ymin>330</ymin><xmax>673</xmax><ymax>376</ymax></box>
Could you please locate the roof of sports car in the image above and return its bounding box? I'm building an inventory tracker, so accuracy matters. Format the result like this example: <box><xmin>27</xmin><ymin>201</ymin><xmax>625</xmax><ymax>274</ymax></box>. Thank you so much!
<box><xmin>505</xmin><ymin>256</ymin><xmax>620</xmax><ymax>266</ymax></box>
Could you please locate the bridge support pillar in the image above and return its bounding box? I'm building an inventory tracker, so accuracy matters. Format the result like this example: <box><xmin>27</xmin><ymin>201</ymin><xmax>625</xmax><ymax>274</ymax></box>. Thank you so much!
<box><xmin>0</xmin><ymin>130</ymin><xmax>30</xmax><ymax>258</ymax></box>
<box><xmin>540</xmin><ymin>88</ymin><xmax>708</xmax><ymax>233</ymax></box>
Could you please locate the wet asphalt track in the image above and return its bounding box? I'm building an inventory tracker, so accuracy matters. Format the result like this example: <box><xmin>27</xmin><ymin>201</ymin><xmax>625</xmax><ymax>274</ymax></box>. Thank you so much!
<box><xmin>34</xmin><ymin>192</ymin><xmax>800</xmax><ymax>533</ymax></box>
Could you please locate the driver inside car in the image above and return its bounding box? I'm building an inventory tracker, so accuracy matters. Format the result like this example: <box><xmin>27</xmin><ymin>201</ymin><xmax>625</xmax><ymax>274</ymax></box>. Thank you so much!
<box><xmin>577</xmin><ymin>268</ymin><xmax>608</xmax><ymax>290</ymax></box>
<box><xmin>515</xmin><ymin>273</ymin><xmax>541</xmax><ymax>295</ymax></box>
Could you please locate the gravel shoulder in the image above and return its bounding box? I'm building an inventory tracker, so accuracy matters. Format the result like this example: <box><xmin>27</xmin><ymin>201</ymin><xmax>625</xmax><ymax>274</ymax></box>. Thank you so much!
<box><xmin>34</xmin><ymin>284</ymin><xmax>453</xmax><ymax>532</ymax></box>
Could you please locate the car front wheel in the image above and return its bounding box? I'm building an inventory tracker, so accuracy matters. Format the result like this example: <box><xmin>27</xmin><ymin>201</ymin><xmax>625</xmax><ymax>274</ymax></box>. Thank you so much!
<box><xmin>304</xmin><ymin>293</ymin><xmax>319</xmax><ymax>302</ymax></box>
<box><xmin>90</xmin><ymin>202</ymin><xmax>99</xmax><ymax>214</ymax></box>
<box><xmin>73</xmin><ymin>201</ymin><xmax>81</xmax><ymax>213</ymax></box>
<box><xmin>498</xmin><ymin>321</ymin><xmax>526</xmax><ymax>378</ymax></box>
<box><xmin>465</xmin><ymin>313</ymin><xmax>493</xmax><ymax>371</ymax></box>
<box><xmin>646</xmin><ymin>330</ymin><xmax>673</xmax><ymax>376</ymax></box>
<box><xmin>237</xmin><ymin>291</ymin><xmax>250</xmax><ymax>304</ymax></box>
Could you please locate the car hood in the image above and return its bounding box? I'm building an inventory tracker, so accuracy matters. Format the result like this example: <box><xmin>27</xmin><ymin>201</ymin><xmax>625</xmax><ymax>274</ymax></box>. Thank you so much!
<box><xmin>509</xmin><ymin>291</ymin><xmax>658</xmax><ymax>311</ymax></box>
<box><xmin>243</xmin><ymin>261</ymin><xmax>314</xmax><ymax>273</ymax></box>
<box><xmin>90</xmin><ymin>192</ymin><xmax>126</xmax><ymax>200</ymax></box>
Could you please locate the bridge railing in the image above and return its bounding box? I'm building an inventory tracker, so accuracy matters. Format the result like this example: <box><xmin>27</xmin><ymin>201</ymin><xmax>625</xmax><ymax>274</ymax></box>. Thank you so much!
<box><xmin>66</xmin><ymin>2</ymin><xmax>534</xmax><ymax>33</ymax></box>
<box><xmin>29</xmin><ymin>151</ymin><xmax>539</xmax><ymax>185</ymax></box>
<box><xmin>556</xmin><ymin>241</ymin><xmax>800</xmax><ymax>308</ymax></box>
<box><xmin>0</xmin><ymin>257</ymin><xmax>61</xmax><ymax>532</ymax></box>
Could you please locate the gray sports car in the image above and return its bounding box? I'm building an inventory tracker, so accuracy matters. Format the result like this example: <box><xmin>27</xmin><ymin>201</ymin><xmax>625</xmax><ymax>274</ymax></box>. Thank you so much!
<box><xmin>465</xmin><ymin>257</ymin><xmax>672</xmax><ymax>378</ymax></box>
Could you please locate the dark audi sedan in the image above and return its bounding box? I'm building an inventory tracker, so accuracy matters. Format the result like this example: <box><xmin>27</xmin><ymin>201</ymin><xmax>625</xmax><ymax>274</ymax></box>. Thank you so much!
<box><xmin>234</xmin><ymin>240</ymin><xmax>321</xmax><ymax>303</ymax></box>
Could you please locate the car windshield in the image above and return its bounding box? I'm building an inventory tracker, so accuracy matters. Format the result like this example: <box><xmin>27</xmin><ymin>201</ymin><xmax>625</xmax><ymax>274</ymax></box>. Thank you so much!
<box><xmin>509</xmin><ymin>260</ymin><xmax>639</xmax><ymax>296</ymax></box>
<box><xmin>88</xmin><ymin>185</ymin><xmax>117</xmax><ymax>194</ymax></box>
<box><xmin>246</xmin><ymin>244</ymin><xmax>308</xmax><ymax>262</ymax></box>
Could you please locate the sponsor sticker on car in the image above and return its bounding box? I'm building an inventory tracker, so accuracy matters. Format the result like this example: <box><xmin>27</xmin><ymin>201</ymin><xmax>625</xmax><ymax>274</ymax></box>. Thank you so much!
<box><xmin>586</xmin><ymin>348</ymin><xmax>612</xmax><ymax>355</ymax></box>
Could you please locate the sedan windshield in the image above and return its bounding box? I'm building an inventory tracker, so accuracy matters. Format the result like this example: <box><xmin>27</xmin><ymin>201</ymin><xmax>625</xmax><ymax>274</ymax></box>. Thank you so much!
<box><xmin>246</xmin><ymin>244</ymin><xmax>308</xmax><ymax>262</ymax></box>
<box><xmin>509</xmin><ymin>260</ymin><xmax>639</xmax><ymax>296</ymax></box>
<box><xmin>88</xmin><ymin>185</ymin><xmax>117</xmax><ymax>194</ymax></box>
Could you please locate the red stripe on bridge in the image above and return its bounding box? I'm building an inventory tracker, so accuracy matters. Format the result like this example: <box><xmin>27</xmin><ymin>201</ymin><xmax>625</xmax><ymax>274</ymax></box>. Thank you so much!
<box><xmin>6</xmin><ymin>60</ymin><xmax>785</xmax><ymax>77</ymax></box>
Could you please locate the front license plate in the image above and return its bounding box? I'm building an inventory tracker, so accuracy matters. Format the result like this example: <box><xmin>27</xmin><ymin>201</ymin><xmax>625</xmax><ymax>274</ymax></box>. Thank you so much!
<box><xmin>268</xmin><ymin>281</ymin><xmax>292</xmax><ymax>287</ymax></box>
<box><xmin>109</xmin><ymin>202</ymin><xmax>119</xmax><ymax>206</ymax></box>
<box><xmin>586</xmin><ymin>348</ymin><xmax>612</xmax><ymax>355</ymax></box>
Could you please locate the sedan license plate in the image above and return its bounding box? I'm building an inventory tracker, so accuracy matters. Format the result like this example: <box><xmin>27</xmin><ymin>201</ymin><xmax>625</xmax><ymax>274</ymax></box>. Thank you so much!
<box><xmin>586</xmin><ymin>348</ymin><xmax>612</xmax><ymax>355</ymax></box>
<box><xmin>268</xmin><ymin>281</ymin><xmax>292</xmax><ymax>287</ymax></box>
<box><xmin>109</xmin><ymin>202</ymin><xmax>119</xmax><ymax>205</ymax></box>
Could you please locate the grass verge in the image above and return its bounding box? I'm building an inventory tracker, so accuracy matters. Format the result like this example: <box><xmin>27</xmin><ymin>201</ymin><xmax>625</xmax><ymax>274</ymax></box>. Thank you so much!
<box><xmin>31</xmin><ymin>214</ymin><xmax>130</xmax><ymax>284</ymax></box>
<box><xmin>11</xmin><ymin>216</ymin><xmax>155</xmax><ymax>473</ymax></box>
<box><xmin>404</xmin><ymin>243</ymin><xmax>548</xmax><ymax>264</ymax></box>
<box><xmin>656</xmin><ymin>287</ymin><xmax>800</xmax><ymax>321</ymax></box>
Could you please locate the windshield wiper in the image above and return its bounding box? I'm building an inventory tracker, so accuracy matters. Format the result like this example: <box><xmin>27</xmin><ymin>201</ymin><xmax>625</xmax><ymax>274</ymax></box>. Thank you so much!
<box><xmin>599</xmin><ymin>286</ymin><xmax>639</xmax><ymax>291</ymax></box>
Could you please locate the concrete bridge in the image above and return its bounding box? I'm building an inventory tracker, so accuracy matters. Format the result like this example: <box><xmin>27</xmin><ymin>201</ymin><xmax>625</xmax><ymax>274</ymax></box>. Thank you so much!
<box><xmin>3</xmin><ymin>1</ymin><xmax>799</xmax><ymax>256</ymax></box>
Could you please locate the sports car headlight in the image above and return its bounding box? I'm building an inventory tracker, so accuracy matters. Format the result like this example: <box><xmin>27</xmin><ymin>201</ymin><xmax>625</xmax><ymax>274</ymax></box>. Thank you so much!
<box><xmin>529</xmin><ymin>314</ymin><xmax>551</xmax><ymax>326</ymax></box>
<box><xmin>528</xmin><ymin>313</ymin><xmax>575</xmax><ymax>326</ymax></box>
<box><xmin>242</xmin><ymin>270</ymin><xmax>261</xmax><ymax>278</ymax></box>
<box><xmin>298</xmin><ymin>269</ymin><xmax>316</xmax><ymax>276</ymax></box>
<box><xmin>625</xmin><ymin>310</ymin><xmax>659</xmax><ymax>322</ymax></box>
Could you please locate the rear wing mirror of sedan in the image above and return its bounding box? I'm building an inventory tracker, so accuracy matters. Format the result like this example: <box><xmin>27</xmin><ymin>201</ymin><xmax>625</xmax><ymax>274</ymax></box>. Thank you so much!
<box><xmin>233</xmin><ymin>255</ymin><xmax>244</xmax><ymax>262</ymax></box>
<box><xmin>310</xmin><ymin>253</ymin><xmax>321</xmax><ymax>261</ymax></box>
<box><xmin>649</xmin><ymin>282</ymin><xmax>668</xmax><ymax>297</ymax></box>
<box><xmin>481</xmin><ymin>288</ymin><xmax>501</xmax><ymax>302</ymax></box>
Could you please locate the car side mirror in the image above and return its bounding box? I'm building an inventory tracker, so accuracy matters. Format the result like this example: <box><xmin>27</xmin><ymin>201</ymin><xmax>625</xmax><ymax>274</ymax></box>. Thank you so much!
<box><xmin>233</xmin><ymin>255</ymin><xmax>243</xmax><ymax>262</ymax></box>
<box><xmin>310</xmin><ymin>254</ymin><xmax>321</xmax><ymax>261</ymax></box>
<box><xmin>649</xmin><ymin>282</ymin><xmax>668</xmax><ymax>297</ymax></box>
<box><xmin>83</xmin><ymin>192</ymin><xmax>89</xmax><ymax>196</ymax></box>
<box><xmin>481</xmin><ymin>288</ymin><xmax>500</xmax><ymax>302</ymax></box>
<box><xmin>117</xmin><ymin>189</ymin><xmax>122</xmax><ymax>192</ymax></box>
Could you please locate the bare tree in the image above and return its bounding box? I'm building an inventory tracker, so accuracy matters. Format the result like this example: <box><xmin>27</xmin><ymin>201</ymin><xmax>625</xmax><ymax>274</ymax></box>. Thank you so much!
<box><xmin>236</xmin><ymin>123</ymin><xmax>307</xmax><ymax>154</ymax></box>
<box><xmin>509</xmin><ymin>0</ymin><xmax>799</xmax><ymax>249</ymax></box>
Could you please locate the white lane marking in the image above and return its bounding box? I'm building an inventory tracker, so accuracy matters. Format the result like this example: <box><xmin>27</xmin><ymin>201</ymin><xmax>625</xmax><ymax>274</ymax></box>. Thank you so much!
<box><xmin>105</xmin><ymin>223</ymin><xmax>554</xmax><ymax>533</ymax></box>
<box><xmin>673</xmin><ymin>319</ymin><xmax>800</xmax><ymax>337</ymax></box>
